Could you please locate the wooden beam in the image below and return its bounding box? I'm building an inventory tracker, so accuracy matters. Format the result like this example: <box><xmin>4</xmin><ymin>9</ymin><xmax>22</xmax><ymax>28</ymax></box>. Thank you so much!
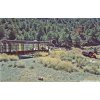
<box><xmin>33</xmin><ymin>44</ymin><xmax>34</xmax><ymax>51</ymax></box>
<box><xmin>0</xmin><ymin>45</ymin><xmax>1</xmax><ymax>52</ymax></box>
<box><xmin>8</xmin><ymin>43</ymin><xmax>11</xmax><ymax>52</ymax></box>
<box><xmin>38</xmin><ymin>42</ymin><xmax>39</xmax><ymax>51</ymax></box>
<box><xmin>4</xmin><ymin>43</ymin><xmax>6</xmax><ymax>52</ymax></box>
<box><xmin>0</xmin><ymin>40</ymin><xmax>49</xmax><ymax>44</ymax></box>
<box><xmin>0</xmin><ymin>40</ymin><xmax>50</xmax><ymax>54</ymax></box>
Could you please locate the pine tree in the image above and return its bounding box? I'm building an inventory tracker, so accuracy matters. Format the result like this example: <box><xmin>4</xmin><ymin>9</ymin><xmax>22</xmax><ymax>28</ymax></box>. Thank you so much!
<box><xmin>0</xmin><ymin>26</ymin><xmax>5</xmax><ymax>39</ymax></box>
<box><xmin>8</xmin><ymin>28</ymin><xmax>16</xmax><ymax>40</ymax></box>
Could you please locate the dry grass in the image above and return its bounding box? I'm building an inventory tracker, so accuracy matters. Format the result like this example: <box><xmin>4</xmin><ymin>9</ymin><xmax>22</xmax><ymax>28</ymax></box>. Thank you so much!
<box><xmin>34</xmin><ymin>52</ymin><xmax>49</xmax><ymax>57</ymax></box>
<box><xmin>83</xmin><ymin>75</ymin><xmax>100</xmax><ymax>81</ymax></box>
<box><xmin>38</xmin><ymin>49</ymin><xmax>100</xmax><ymax>74</ymax></box>
<box><xmin>8</xmin><ymin>55</ymin><xmax>19</xmax><ymax>61</ymax></box>
<box><xmin>37</xmin><ymin>48</ymin><xmax>100</xmax><ymax>74</ymax></box>
<box><xmin>39</xmin><ymin>56</ymin><xmax>77</xmax><ymax>72</ymax></box>
<box><xmin>0</xmin><ymin>54</ymin><xmax>9</xmax><ymax>62</ymax></box>
<box><xmin>83</xmin><ymin>61</ymin><xmax>100</xmax><ymax>75</ymax></box>
<box><xmin>0</xmin><ymin>54</ymin><xmax>19</xmax><ymax>62</ymax></box>
<box><xmin>50</xmin><ymin>49</ymin><xmax>67</xmax><ymax>59</ymax></box>
<box><xmin>76</xmin><ymin>57</ymin><xmax>89</xmax><ymax>68</ymax></box>
<box><xmin>15</xmin><ymin>61</ymin><xmax>26</xmax><ymax>68</ymax></box>
<box><xmin>96</xmin><ymin>55</ymin><xmax>100</xmax><ymax>59</ymax></box>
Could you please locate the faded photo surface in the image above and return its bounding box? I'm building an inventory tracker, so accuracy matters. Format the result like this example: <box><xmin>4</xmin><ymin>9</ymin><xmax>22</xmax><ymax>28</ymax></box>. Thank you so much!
<box><xmin>0</xmin><ymin>18</ymin><xmax>100</xmax><ymax>82</ymax></box>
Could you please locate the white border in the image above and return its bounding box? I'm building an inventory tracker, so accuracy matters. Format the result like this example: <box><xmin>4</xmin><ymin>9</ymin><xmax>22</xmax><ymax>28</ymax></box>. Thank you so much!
<box><xmin>0</xmin><ymin>82</ymin><xmax>100</xmax><ymax>100</ymax></box>
<box><xmin>0</xmin><ymin>0</ymin><xmax>100</xmax><ymax>18</ymax></box>
<box><xmin>0</xmin><ymin>0</ymin><xmax>100</xmax><ymax>100</ymax></box>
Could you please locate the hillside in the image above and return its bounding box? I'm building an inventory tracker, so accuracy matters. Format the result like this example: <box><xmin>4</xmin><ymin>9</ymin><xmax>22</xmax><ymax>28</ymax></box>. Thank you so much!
<box><xmin>0</xmin><ymin>48</ymin><xmax>100</xmax><ymax>82</ymax></box>
<box><xmin>0</xmin><ymin>18</ymin><xmax>100</xmax><ymax>47</ymax></box>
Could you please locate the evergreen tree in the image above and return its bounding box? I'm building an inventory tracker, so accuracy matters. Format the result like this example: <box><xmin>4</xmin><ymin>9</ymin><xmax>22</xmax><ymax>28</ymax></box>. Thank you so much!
<box><xmin>0</xmin><ymin>26</ymin><xmax>5</xmax><ymax>39</ymax></box>
<box><xmin>8</xmin><ymin>28</ymin><xmax>16</xmax><ymax>40</ymax></box>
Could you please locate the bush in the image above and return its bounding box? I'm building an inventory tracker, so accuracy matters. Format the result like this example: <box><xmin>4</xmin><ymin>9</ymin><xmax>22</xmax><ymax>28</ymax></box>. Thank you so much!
<box><xmin>0</xmin><ymin>54</ymin><xmax>19</xmax><ymax>62</ymax></box>
<box><xmin>76</xmin><ymin>57</ymin><xmax>88</xmax><ymax>68</ymax></box>
<box><xmin>57</xmin><ymin>61</ymin><xmax>73</xmax><ymax>71</ymax></box>
<box><xmin>83</xmin><ymin>62</ymin><xmax>100</xmax><ymax>75</ymax></box>
<box><xmin>39</xmin><ymin>57</ymin><xmax>77</xmax><ymax>72</ymax></box>
<box><xmin>34</xmin><ymin>52</ymin><xmax>48</xmax><ymax>57</ymax></box>
<box><xmin>39</xmin><ymin>57</ymin><xmax>60</xmax><ymax>65</ymax></box>
<box><xmin>8</xmin><ymin>55</ymin><xmax>19</xmax><ymax>61</ymax></box>
<box><xmin>50</xmin><ymin>50</ymin><xmax>67</xmax><ymax>59</ymax></box>
<box><xmin>0</xmin><ymin>54</ymin><xmax>9</xmax><ymax>62</ymax></box>
<box><xmin>38</xmin><ymin>48</ymin><xmax>100</xmax><ymax>74</ymax></box>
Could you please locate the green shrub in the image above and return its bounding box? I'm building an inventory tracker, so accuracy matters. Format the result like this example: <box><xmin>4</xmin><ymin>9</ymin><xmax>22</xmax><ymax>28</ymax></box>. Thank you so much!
<box><xmin>76</xmin><ymin>57</ymin><xmax>88</xmax><ymax>68</ymax></box>
<box><xmin>83</xmin><ymin>62</ymin><xmax>100</xmax><ymax>75</ymax></box>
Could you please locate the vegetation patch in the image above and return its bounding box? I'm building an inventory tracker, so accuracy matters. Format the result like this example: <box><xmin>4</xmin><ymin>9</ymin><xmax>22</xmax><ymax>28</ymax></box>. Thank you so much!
<box><xmin>37</xmin><ymin>49</ymin><xmax>100</xmax><ymax>75</ymax></box>
<box><xmin>0</xmin><ymin>54</ymin><xmax>9</xmax><ymax>62</ymax></box>
<box><xmin>39</xmin><ymin>56</ymin><xmax>78</xmax><ymax>72</ymax></box>
<box><xmin>0</xmin><ymin>54</ymin><xmax>19</xmax><ymax>62</ymax></box>
<box><xmin>15</xmin><ymin>61</ymin><xmax>26</xmax><ymax>68</ymax></box>
<box><xmin>83</xmin><ymin>61</ymin><xmax>100</xmax><ymax>75</ymax></box>
<box><xmin>8</xmin><ymin>55</ymin><xmax>19</xmax><ymax>61</ymax></box>
<box><xmin>29</xmin><ymin>66</ymin><xmax>34</xmax><ymax>69</ymax></box>
<box><xmin>8</xmin><ymin>64</ymin><xmax>13</xmax><ymax>67</ymax></box>
<box><xmin>34</xmin><ymin>52</ymin><xmax>49</xmax><ymax>57</ymax></box>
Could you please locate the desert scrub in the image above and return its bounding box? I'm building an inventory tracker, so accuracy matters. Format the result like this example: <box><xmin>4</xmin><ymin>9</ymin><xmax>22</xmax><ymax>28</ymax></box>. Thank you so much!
<box><xmin>50</xmin><ymin>48</ymin><xmax>83</xmax><ymax>62</ymax></box>
<box><xmin>60</xmin><ymin>52</ymin><xmax>76</xmax><ymax>61</ymax></box>
<box><xmin>0</xmin><ymin>54</ymin><xmax>9</xmax><ymax>62</ymax></box>
<box><xmin>76</xmin><ymin>56</ymin><xmax>89</xmax><ymax>68</ymax></box>
<box><xmin>83</xmin><ymin>61</ymin><xmax>100</xmax><ymax>75</ymax></box>
<box><xmin>8</xmin><ymin>55</ymin><xmax>19</xmax><ymax>61</ymax></box>
<box><xmin>0</xmin><ymin>54</ymin><xmax>19</xmax><ymax>62</ymax></box>
<box><xmin>71</xmin><ymin>47</ymin><xmax>82</xmax><ymax>55</ymax></box>
<box><xmin>50</xmin><ymin>50</ymin><xmax>67</xmax><ymax>59</ymax></box>
<box><xmin>38</xmin><ymin>49</ymin><xmax>85</xmax><ymax>72</ymax></box>
<box><xmin>56</xmin><ymin>61</ymin><xmax>77</xmax><ymax>72</ymax></box>
<box><xmin>59</xmin><ymin>50</ymin><xmax>90</xmax><ymax>68</ymax></box>
<box><xmin>39</xmin><ymin>57</ymin><xmax>59</xmax><ymax>67</ymax></box>
<box><xmin>34</xmin><ymin>52</ymin><xmax>49</xmax><ymax>57</ymax></box>
<box><xmin>15</xmin><ymin>61</ymin><xmax>26</xmax><ymax>68</ymax></box>
<box><xmin>39</xmin><ymin>57</ymin><xmax>77</xmax><ymax>72</ymax></box>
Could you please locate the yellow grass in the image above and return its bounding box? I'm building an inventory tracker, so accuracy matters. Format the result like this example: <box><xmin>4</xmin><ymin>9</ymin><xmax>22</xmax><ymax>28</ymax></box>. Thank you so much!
<box><xmin>37</xmin><ymin>48</ymin><xmax>100</xmax><ymax>73</ymax></box>
<box><xmin>39</xmin><ymin>56</ymin><xmax>77</xmax><ymax>72</ymax></box>
<box><xmin>97</xmin><ymin>55</ymin><xmax>100</xmax><ymax>59</ymax></box>
<box><xmin>34</xmin><ymin>52</ymin><xmax>49</xmax><ymax>57</ymax></box>
<box><xmin>0</xmin><ymin>54</ymin><xmax>19</xmax><ymax>61</ymax></box>
<box><xmin>8</xmin><ymin>55</ymin><xmax>19</xmax><ymax>61</ymax></box>
<box><xmin>50</xmin><ymin>49</ymin><xmax>67</xmax><ymax>58</ymax></box>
